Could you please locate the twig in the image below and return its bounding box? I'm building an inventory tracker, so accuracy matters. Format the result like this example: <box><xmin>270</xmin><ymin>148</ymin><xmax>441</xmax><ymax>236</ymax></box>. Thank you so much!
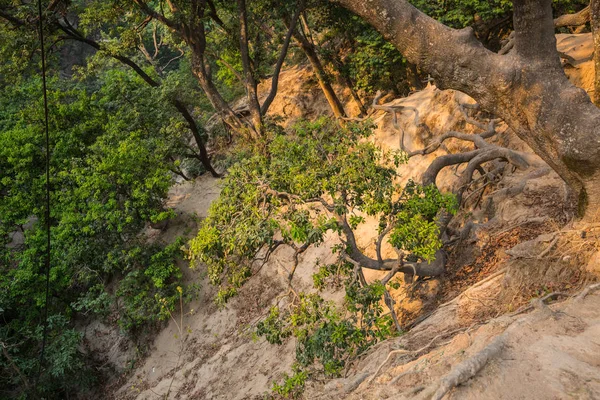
<box><xmin>537</xmin><ymin>235</ymin><xmax>559</xmax><ymax>259</ymax></box>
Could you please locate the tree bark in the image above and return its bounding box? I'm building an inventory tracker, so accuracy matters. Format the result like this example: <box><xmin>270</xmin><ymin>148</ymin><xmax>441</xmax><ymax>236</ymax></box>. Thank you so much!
<box><xmin>592</xmin><ymin>0</ymin><xmax>600</xmax><ymax>106</ymax></box>
<box><xmin>334</xmin><ymin>0</ymin><xmax>600</xmax><ymax>218</ymax></box>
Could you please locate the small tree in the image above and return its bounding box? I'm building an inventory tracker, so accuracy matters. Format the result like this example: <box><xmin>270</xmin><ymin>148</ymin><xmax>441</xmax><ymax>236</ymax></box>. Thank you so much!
<box><xmin>188</xmin><ymin>118</ymin><xmax>456</xmax><ymax>380</ymax></box>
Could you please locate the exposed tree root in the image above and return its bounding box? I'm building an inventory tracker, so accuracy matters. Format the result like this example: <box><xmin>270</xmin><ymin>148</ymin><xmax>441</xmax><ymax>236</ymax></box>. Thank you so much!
<box><xmin>508</xmin><ymin>291</ymin><xmax>569</xmax><ymax>317</ymax></box>
<box><xmin>369</xmin><ymin>327</ymin><xmax>468</xmax><ymax>384</ymax></box>
<box><xmin>430</xmin><ymin>333</ymin><xmax>505</xmax><ymax>400</ymax></box>
<box><xmin>576</xmin><ymin>283</ymin><xmax>600</xmax><ymax>301</ymax></box>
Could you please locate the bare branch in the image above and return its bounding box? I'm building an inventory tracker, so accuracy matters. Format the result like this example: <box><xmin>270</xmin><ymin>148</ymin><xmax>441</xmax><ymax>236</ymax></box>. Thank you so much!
<box><xmin>160</xmin><ymin>48</ymin><xmax>185</xmax><ymax>73</ymax></box>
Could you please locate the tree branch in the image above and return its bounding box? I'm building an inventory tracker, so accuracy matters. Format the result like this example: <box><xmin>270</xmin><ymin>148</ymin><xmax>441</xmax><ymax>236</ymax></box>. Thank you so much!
<box><xmin>334</xmin><ymin>0</ymin><xmax>504</xmax><ymax>96</ymax></box>
<box><xmin>554</xmin><ymin>5</ymin><xmax>591</xmax><ymax>27</ymax></box>
<box><xmin>131</xmin><ymin>0</ymin><xmax>180</xmax><ymax>31</ymax></box>
<box><xmin>0</xmin><ymin>8</ymin><xmax>27</xmax><ymax>27</ymax></box>
<box><xmin>260</xmin><ymin>0</ymin><xmax>304</xmax><ymax>115</ymax></box>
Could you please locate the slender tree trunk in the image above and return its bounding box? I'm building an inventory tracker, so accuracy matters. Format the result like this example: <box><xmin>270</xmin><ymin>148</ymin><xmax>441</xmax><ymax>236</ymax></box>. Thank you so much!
<box><xmin>592</xmin><ymin>0</ymin><xmax>600</xmax><ymax>106</ymax></box>
<box><xmin>237</xmin><ymin>0</ymin><xmax>263</xmax><ymax>137</ymax></box>
<box><xmin>261</xmin><ymin>1</ymin><xmax>304</xmax><ymax>115</ymax></box>
<box><xmin>335</xmin><ymin>0</ymin><xmax>600</xmax><ymax>218</ymax></box>
<box><xmin>133</xmin><ymin>0</ymin><xmax>251</xmax><ymax>138</ymax></box>
<box><xmin>287</xmin><ymin>22</ymin><xmax>347</xmax><ymax>118</ymax></box>
<box><xmin>173</xmin><ymin>100</ymin><xmax>220</xmax><ymax>177</ymax></box>
<box><xmin>331</xmin><ymin>55</ymin><xmax>368</xmax><ymax>116</ymax></box>
<box><xmin>188</xmin><ymin>46</ymin><xmax>248</xmax><ymax>136</ymax></box>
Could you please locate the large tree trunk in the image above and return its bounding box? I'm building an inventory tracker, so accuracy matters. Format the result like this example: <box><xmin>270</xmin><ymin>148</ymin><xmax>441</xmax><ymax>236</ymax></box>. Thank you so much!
<box><xmin>592</xmin><ymin>0</ymin><xmax>600</xmax><ymax>106</ymax></box>
<box><xmin>334</xmin><ymin>0</ymin><xmax>600</xmax><ymax>218</ymax></box>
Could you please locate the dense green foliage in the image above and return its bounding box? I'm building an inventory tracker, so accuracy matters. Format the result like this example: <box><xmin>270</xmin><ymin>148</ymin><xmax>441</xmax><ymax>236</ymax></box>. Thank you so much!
<box><xmin>189</xmin><ymin>119</ymin><xmax>456</xmax><ymax>394</ymax></box>
<box><xmin>0</xmin><ymin>63</ymin><xmax>191</xmax><ymax>399</ymax></box>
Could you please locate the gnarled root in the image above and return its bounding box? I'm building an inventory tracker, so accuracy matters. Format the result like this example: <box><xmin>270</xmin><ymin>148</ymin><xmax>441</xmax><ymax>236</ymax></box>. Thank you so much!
<box><xmin>430</xmin><ymin>333</ymin><xmax>505</xmax><ymax>400</ymax></box>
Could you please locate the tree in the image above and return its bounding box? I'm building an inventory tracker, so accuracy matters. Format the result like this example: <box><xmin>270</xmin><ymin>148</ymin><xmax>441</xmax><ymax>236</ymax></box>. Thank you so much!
<box><xmin>127</xmin><ymin>0</ymin><xmax>304</xmax><ymax>138</ymax></box>
<box><xmin>0</xmin><ymin>57</ymin><xmax>187</xmax><ymax>400</ymax></box>
<box><xmin>187</xmin><ymin>118</ymin><xmax>457</xmax><ymax>382</ymax></box>
<box><xmin>333</xmin><ymin>0</ymin><xmax>600</xmax><ymax>219</ymax></box>
<box><xmin>285</xmin><ymin>11</ymin><xmax>348</xmax><ymax>118</ymax></box>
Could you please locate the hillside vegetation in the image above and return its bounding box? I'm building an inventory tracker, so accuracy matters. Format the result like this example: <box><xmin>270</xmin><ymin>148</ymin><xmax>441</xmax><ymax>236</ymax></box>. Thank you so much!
<box><xmin>1</xmin><ymin>1</ymin><xmax>599</xmax><ymax>399</ymax></box>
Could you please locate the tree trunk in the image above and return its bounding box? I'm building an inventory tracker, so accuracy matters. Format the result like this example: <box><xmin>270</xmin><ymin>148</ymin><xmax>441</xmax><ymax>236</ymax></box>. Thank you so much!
<box><xmin>173</xmin><ymin>100</ymin><xmax>220</xmax><ymax>177</ymax></box>
<box><xmin>189</xmin><ymin>47</ymin><xmax>249</xmax><ymax>137</ymax></box>
<box><xmin>331</xmin><ymin>55</ymin><xmax>368</xmax><ymax>116</ymax></box>
<box><xmin>334</xmin><ymin>0</ymin><xmax>600</xmax><ymax>218</ymax></box>
<box><xmin>592</xmin><ymin>0</ymin><xmax>600</xmax><ymax>106</ymax></box>
<box><xmin>288</xmin><ymin>25</ymin><xmax>347</xmax><ymax>118</ymax></box>
<box><xmin>237</xmin><ymin>0</ymin><xmax>263</xmax><ymax>136</ymax></box>
<box><xmin>131</xmin><ymin>0</ymin><xmax>252</xmax><ymax>138</ymax></box>
<box><xmin>261</xmin><ymin>2</ymin><xmax>303</xmax><ymax>115</ymax></box>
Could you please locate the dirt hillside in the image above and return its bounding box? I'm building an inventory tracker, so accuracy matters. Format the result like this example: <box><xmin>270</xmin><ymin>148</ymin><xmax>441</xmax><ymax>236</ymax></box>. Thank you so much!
<box><xmin>107</xmin><ymin>34</ymin><xmax>599</xmax><ymax>400</ymax></box>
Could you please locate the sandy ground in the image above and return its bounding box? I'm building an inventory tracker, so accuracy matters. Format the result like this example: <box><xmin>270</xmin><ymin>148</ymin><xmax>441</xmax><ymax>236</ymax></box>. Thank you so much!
<box><xmin>306</xmin><ymin>282</ymin><xmax>600</xmax><ymax>400</ymax></box>
<box><xmin>108</xmin><ymin>33</ymin><xmax>598</xmax><ymax>400</ymax></box>
<box><xmin>112</xmin><ymin>177</ymin><xmax>342</xmax><ymax>399</ymax></box>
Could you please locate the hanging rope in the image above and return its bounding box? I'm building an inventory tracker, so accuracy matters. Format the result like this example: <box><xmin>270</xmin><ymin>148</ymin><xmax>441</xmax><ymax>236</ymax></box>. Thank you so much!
<box><xmin>34</xmin><ymin>0</ymin><xmax>52</xmax><ymax>393</ymax></box>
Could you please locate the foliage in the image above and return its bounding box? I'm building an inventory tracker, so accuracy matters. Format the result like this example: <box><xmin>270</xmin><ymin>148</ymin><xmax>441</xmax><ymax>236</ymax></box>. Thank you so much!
<box><xmin>257</xmin><ymin>278</ymin><xmax>393</xmax><ymax>377</ymax></box>
<box><xmin>271</xmin><ymin>365</ymin><xmax>308</xmax><ymax>399</ymax></box>
<box><xmin>309</xmin><ymin>4</ymin><xmax>410</xmax><ymax>94</ymax></box>
<box><xmin>0</xmin><ymin>69</ymin><xmax>186</xmax><ymax>397</ymax></box>
<box><xmin>189</xmin><ymin>118</ymin><xmax>456</xmax><ymax>394</ymax></box>
<box><xmin>409</xmin><ymin>0</ymin><xmax>514</xmax><ymax>29</ymax></box>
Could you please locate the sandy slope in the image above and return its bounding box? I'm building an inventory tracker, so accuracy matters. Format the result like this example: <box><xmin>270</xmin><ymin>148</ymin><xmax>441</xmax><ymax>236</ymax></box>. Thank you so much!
<box><xmin>306</xmin><ymin>284</ymin><xmax>600</xmax><ymax>400</ymax></box>
<box><xmin>109</xmin><ymin>34</ymin><xmax>598</xmax><ymax>400</ymax></box>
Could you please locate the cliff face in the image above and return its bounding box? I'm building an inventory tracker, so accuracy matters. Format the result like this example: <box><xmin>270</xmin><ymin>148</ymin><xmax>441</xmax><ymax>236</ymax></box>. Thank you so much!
<box><xmin>106</xmin><ymin>34</ymin><xmax>598</xmax><ymax>400</ymax></box>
